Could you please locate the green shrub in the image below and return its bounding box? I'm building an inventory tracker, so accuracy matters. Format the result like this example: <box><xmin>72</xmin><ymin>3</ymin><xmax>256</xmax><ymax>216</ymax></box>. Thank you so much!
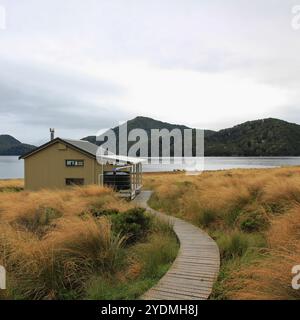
<box><xmin>91</xmin><ymin>208</ymin><xmax>119</xmax><ymax>217</ymax></box>
<box><xmin>198</xmin><ymin>209</ymin><xmax>216</xmax><ymax>228</ymax></box>
<box><xmin>216</xmin><ymin>231</ymin><xmax>266</xmax><ymax>260</ymax></box>
<box><xmin>91</xmin><ymin>207</ymin><xmax>152</xmax><ymax>244</ymax></box>
<box><xmin>224</xmin><ymin>208</ymin><xmax>242</xmax><ymax>227</ymax></box>
<box><xmin>111</xmin><ymin>208</ymin><xmax>151</xmax><ymax>244</ymax></box>
<box><xmin>264</xmin><ymin>202</ymin><xmax>286</xmax><ymax>215</ymax></box>
<box><xmin>239</xmin><ymin>210</ymin><xmax>269</xmax><ymax>232</ymax></box>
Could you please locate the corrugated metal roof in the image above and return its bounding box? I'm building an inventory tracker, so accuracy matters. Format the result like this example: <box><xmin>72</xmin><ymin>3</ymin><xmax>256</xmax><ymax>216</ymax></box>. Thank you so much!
<box><xmin>63</xmin><ymin>139</ymin><xmax>98</xmax><ymax>156</ymax></box>
<box><xmin>20</xmin><ymin>137</ymin><xmax>144</xmax><ymax>164</ymax></box>
<box><xmin>64</xmin><ymin>139</ymin><xmax>144</xmax><ymax>164</ymax></box>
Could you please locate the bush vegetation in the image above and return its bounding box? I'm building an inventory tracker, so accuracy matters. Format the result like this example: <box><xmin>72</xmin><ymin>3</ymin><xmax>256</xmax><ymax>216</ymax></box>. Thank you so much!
<box><xmin>91</xmin><ymin>207</ymin><xmax>151</xmax><ymax>244</ymax></box>
<box><xmin>0</xmin><ymin>185</ymin><xmax>178</xmax><ymax>300</ymax></box>
<box><xmin>144</xmin><ymin>167</ymin><xmax>300</xmax><ymax>299</ymax></box>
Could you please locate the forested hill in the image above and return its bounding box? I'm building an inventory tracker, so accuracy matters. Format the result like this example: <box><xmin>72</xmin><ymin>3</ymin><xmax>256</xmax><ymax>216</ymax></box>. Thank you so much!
<box><xmin>82</xmin><ymin>116</ymin><xmax>190</xmax><ymax>145</ymax></box>
<box><xmin>83</xmin><ymin>117</ymin><xmax>300</xmax><ymax>156</ymax></box>
<box><xmin>205</xmin><ymin>118</ymin><xmax>300</xmax><ymax>156</ymax></box>
<box><xmin>3</xmin><ymin>117</ymin><xmax>300</xmax><ymax>156</ymax></box>
<box><xmin>0</xmin><ymin>135</ymin><xmax>36</xmax><ymax>156</ymax></box>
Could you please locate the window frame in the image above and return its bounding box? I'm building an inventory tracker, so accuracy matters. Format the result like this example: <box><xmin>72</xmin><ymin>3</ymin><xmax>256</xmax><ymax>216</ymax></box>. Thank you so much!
<box><xmin>65</xmin><ymin>178</ymin><xmax>85</xmax><ymax>186</ymax></box>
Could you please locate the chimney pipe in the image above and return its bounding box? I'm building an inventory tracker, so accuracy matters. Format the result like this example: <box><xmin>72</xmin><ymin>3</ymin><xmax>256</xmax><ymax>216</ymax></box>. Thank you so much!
<box><xmin>50</xmin><ymin>128</ymin><xmax>55</xmax><ymax>141</ymax></box>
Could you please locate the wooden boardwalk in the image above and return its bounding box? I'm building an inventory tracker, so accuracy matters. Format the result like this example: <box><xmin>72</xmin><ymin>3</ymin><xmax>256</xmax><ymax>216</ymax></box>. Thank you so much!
<box><xmin>134</xmin><ymin>191</ymin><xmax>220</xmax><ymax>300</ymax></box>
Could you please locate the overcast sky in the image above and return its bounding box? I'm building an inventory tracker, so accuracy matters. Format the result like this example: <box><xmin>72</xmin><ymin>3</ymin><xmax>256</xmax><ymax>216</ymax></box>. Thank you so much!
<box><xmin>1</xmin><ymin>0</ymin><xmax>300</xmax><ymax>144</ymax></box>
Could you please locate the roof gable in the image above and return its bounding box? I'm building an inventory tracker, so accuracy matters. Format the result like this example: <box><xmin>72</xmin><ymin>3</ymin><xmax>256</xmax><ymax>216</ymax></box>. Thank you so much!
<box><xmin>19</xmin><ymin>137</ymin><xmax>144</xmax><ymax>165</ymax></box>
<box><xmin>19</xmin><ymin>138</ymin><xmax>98</xmax><ymax>160</ymax></box>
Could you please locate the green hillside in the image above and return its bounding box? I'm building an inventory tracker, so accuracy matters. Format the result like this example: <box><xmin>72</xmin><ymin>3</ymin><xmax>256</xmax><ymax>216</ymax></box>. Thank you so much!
<box><xmin>205</xmin><ymin>118</ymin><xmax>300</xmax><ymax>156</ymax></box>
<box><xmin>83</xmin><ymin>117</ymin><xmax>300</xmax><ymax>156</ymax></box>
<box><xmin>0</xmin><ymin>135</ymin><xmax>36</xmax><ymax>156</ymax></box>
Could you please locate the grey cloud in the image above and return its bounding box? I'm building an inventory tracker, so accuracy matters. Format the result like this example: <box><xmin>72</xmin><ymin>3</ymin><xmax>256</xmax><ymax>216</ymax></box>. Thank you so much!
<box><xmin>269</xmin><ymin>105</ymin><xmax>300</xmax><ymax>125</ymax></box>
<box><xmin>0</xmin><ymin>58</ymin><xmax>132</xmax><ymax>142</ymax></box>
<box><xmin>0</xmin><ymin>0</ymin><xmax>300</xmax><ymax>140</ymax></box>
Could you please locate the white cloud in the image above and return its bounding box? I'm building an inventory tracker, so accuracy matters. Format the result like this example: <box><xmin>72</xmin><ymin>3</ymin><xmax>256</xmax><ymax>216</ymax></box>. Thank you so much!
<box><xmin>0</xmin><ymin>0</ymin><xmax>299</xmax><ymax>143</ymax></box>
<box><xmin>78</xmin><ymin>60</ymin><xmax>290</xmax><ymax>129</ymax></box>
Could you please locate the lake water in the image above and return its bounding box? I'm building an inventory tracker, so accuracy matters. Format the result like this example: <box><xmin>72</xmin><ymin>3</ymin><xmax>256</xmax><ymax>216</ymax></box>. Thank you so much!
<box><xmin>0</xmin><ymin>156</ymin><xmax>24</xmax><ymax>179</ymax></box>
<box><xmin>2</xmin><ymin>156</ymin><xmax>300</xmax><ymax>179</ymax></box>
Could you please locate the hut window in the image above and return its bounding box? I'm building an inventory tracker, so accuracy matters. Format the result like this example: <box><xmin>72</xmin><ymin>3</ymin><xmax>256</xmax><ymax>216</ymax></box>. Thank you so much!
<box><xmin>66</xmin><ymin>178</ymin><xmax>84</xmax><ymax>186</ymax></box>
<box><xmin>65</xmin><ymin>160</ymin><xmax>84</xmax><ymax>167</ymax></box>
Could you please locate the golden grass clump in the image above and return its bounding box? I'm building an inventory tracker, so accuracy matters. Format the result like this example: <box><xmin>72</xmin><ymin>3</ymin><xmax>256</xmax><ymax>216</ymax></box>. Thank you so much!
<box><xmin>0</xmin><ymin>182</ymin><xmax>179</xmax><ymax>300</ymax></box>
<box><xmin>145</xmin><ymin>167</ymin><xmax>300</xmax><ymax>228</ymax></box>
<box><xmin>0</xmin><ymin>179</ymin><xmax>23</xmax><ymax>192</ymax></box>
<box><xmin>144</xmin><ymin>166</ymin><xmax>300</xmax><ymax>300</ymax></box>
<box><xmin>0</xmin><ymin>185</ymin><xmax>132</xmax><ymax>299</ymax></box>
<box><xmin>225</xmin><ymin>205</ymin><xmax>300</xmax><ymax>300</ymax></box>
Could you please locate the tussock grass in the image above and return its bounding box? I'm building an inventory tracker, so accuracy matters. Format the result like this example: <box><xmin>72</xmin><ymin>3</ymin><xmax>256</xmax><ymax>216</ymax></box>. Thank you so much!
<box><xmin>144</xmin><ymin>166</ymin><xmax>300</xmax><ymax>300</ymax></box>
<box><xmin>0</xmin><ymin>179</ymin><xmax>23</xmax><ymax>192</ymax></box>
<box><xmin>86</xmin><ymin>225</ymin><xmax>178</xmax><ymax>300</ymax></box>
<box><xmin>0</xmin><ymin>184</ymin><xmax>178</xmax><ymax>300</ymax></box>
<box><xmin>215</xmin><ymin>230</ymin><xmax>266</xmax><ymax>260</ymax></box>
<box><xmin>225</xmin><ymin>205</ymin><xmax>300</xmax><ymax>300</ymax></box>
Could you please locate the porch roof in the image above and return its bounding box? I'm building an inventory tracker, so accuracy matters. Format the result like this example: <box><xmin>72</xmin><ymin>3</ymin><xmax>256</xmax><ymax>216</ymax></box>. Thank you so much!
<box><xmin>97</xmin><ymin>153</ymin><xmax>146</xmax><ymax>165</ymax></box>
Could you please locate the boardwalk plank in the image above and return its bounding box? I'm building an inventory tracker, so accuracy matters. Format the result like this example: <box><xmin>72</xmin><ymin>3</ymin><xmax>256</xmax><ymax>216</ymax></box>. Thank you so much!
<box><xmin>134</xmin><ymin>191</ymin><xmax>220</xmax><ymax>301</ymax></box>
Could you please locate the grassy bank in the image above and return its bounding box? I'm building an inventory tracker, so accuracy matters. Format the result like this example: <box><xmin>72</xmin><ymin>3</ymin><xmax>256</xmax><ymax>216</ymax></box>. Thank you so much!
<box><xmin>0</xmin><ymin>179</ymin><xmax>23</xmax><ymax>192</ymax></box>
<box><xmin>144</xmin><ymin>167</ymin><xmax>300</xmax><ymax>300</ymax></box>
<box><xmin>0</xmin><ymin>184</ymin><xmax>178</xmax><ymax>300</ymax></box>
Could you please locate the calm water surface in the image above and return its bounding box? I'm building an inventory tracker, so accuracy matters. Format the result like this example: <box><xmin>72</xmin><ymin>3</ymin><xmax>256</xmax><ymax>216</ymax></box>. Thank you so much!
<box><xmin>0</xmin><ymin>156</ymin><xmax>24</xmax><ymax>179</ymax></box>
<box><xmin>143</xmin><ymin>157</ymin><xmax>300</xmax><ymax>172</ymax></box>
<box><xmin>1</xmin><ymin>156</ymin><xmax>300</xmax><ymax>179</ymax></box>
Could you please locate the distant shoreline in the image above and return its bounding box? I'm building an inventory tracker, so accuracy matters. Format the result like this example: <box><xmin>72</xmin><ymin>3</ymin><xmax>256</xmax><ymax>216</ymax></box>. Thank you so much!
<box><xmin>2</xmin><ymin>156</ymin><xmax>300</xmax><ymax>180</ymax></box>
<box><xmin>2</xmin><ymin>155</ymin><xmax>300</xmax><ymax>158</ymax></box>
<box><xmin>2</xmin><ymin>164</ymin><xmax>300</xmax><ymax>182</ymax></box>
